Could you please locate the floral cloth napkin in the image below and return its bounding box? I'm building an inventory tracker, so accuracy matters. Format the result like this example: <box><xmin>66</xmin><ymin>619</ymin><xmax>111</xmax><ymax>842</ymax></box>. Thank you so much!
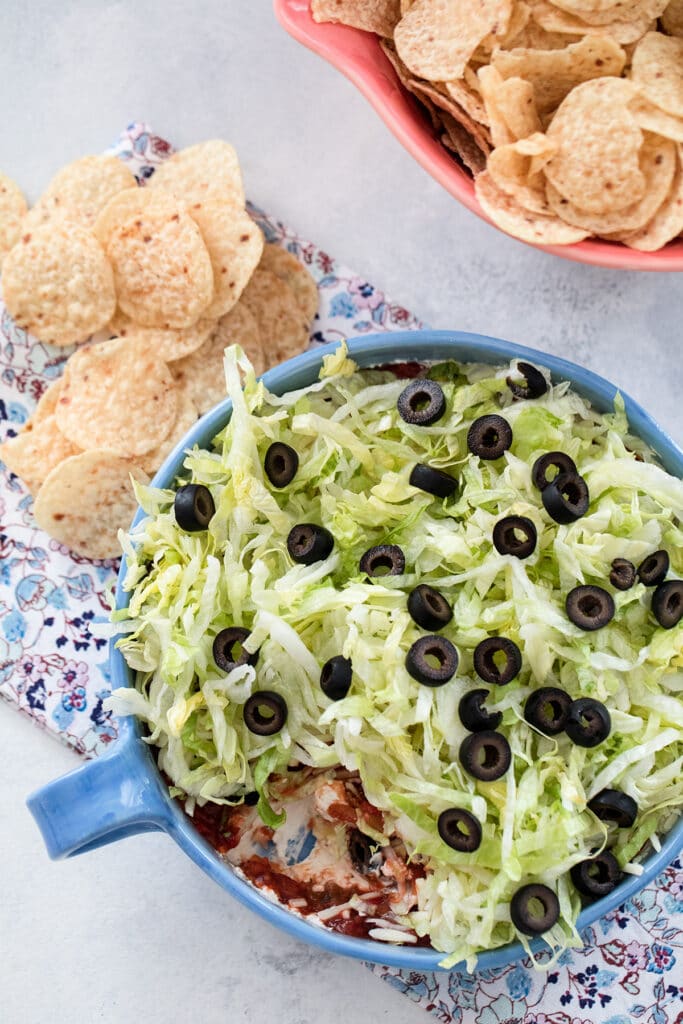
<box><xmin>1</xmin><ymin>123</ymin><xmax>681</xmax><ymax>1024</ymax></box>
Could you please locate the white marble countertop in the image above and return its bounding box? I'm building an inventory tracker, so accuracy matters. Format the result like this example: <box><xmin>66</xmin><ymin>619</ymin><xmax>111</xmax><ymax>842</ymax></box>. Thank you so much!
<box><xmin>1</xmin><ymin>3</ymin><xmax>681</xmax><ymax>1023</ymax></box>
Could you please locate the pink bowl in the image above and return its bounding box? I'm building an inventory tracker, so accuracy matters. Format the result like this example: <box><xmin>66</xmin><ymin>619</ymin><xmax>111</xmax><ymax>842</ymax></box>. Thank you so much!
<box><xmin>275</xmin><ymin>0</ymin><xmax>683</xmax><ymax>272</ymax></box>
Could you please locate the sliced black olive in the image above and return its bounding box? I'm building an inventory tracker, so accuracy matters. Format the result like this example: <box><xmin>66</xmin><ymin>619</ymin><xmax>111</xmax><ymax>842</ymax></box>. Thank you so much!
<box><xmin>524</xmin><ymin>687</ymin><xmax>571</xmax><ymax>736</ymax></box>
<box><xmin>409</xmin><ymin>463</ymin><xmax>458</xmax><ymax>498</ymax></box>
<box><xmin>506</xmin><ymin>361</ymin><xmax>548</xmax><ymax>400</ymax></box>
<box><xmin>459</xmin><ymin>730</ymin><xmax>511</xmax><ymax>781</ymax></box>
<box><xmin>542</xmin><ymin>472</ymin><xmax>590</xmax><ymax>524</ymax></box>
<box><xmin>406</xmin><ymin>635</ymin><xmax>458</xmax><ymax>686</ymax></box>
<box><xmin>610</xmin><ymin>558</ymin><xmax>636</xmax><ymax>591</ymax></box>
<box><xmin>492</xmin><ymin>515</ymin><xmax>537</xmax><ymax>559</ymax></box>
<box><xmin>510</xmin><ymin>883</ymin><xmax>560</xmax><ymax>935</ymax></box>
<box><xmin>213</xmin><ymin>627</ymin><xmax>258</xmax><ymax>673</ymax></box>
<box><xmin>264</xmin><ymin>442</ymin><xmax>299</xmax><ymax>488</ymax></box>
<box><xmin>243</xmin><ymin>690</ymin><xmax>288</xmax><ymax>736</ymax></box>
<box><xmin>570</xmin><ymin>851</ymin><xmax>621</xmax><ymax>900</ymax></box>
<box><xmin>565</xmin><ymin>698</ymin><xmax>611</xmax><ymax>748</ymax></box>
<box><xmin>244</xmin><ymin>790</ymin><xmax>259</xmax><ymax>807</ymax></box>
<box><xmin>174</xmin><ymin>483</ymin><xmax>215</xmax><ymax>531</ymax></box>
<box><xmin>637</xmin><ymin>549</ymin><xmax>669</xmax><ymax>587</ymax></box>
<box><xmin>566</xmin><ymin>585</ymin><xmax>615</xmax><ymax>631</ymax></box>
<box><xmin>652</xmin><ymin>580</ymin><xmax>683</xmax><ymax>629</ymax></box>
<box><xmin>397</xmin><ymin>378</ymin><xmax>446</xmax><ymax>426</ymax></box>
<box><xmin>437</xmin><ymin>808</ymin><xmax>482</xmax><ymax>853</ymax></box>
<box><xmin>320</xmin><ymin>655</ymin><xmax>352</xmax><ymax>701</ymax></box>
<box><xmin>287</xmin><ymin>523</ymin><xmax>334</xmax><ymax>565</ymax></box>
<box><xmin>473</xmin><ymin>636</ymin><xmax>522</xmax><ymax>686</ymax></box>
<box><xmin>588</xmin><ymin>789</ymin><xmax>638</xmax><ymax>828</ymax></box>
<box><xmin>531</xmin><ymin>451</ymin><xmax>577</xmax><ymax>491</ymax></box>
<box><xmin>407</xmin><ymin>584</ymin><xmax>453</xmax><ymax>631</ymax></box>
<box><xmin>458</xmin><ymin>689</ymin><xmax>502</xmax><ymax>732</ymax></box>
<box><xmin>348</xmin><ymin>829</ymin><xmax>378</xmax><ymax>874</ymax></box>
<box><xmin>359</xmin><ymin>543</ymin><xmax>405</xmax><ymax>577</ymax></box>
<box><xmin>467</xmin><ymin>415</ymin><xmax>513</xmax><ymax>460</ymax></box>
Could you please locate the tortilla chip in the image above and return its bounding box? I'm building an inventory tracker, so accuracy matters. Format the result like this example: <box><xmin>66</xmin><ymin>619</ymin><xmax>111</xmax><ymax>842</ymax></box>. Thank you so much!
<box><xmin>0</xmin><ymin>412</ymin><xmax>81</xmax><ymax>496</ymax></box>
<box><xmin>475</xmin><ymin>168</ymin><xmax>591</xmax><ymax>242</ymax></box>
<box><xmin>311</xmin><ymin>0</ymin><xmax>401</xmax><ymax>35</ymax></box>
<box><xmin>240</xmin><ymin>270</ymin><xmax>309</xmax><ymax>369</ymax></box>
<box><xmin>0</xmin><ymin>173</ymin><xmax>27</xmax><ymax>262</ymax></box>
<box><xmin>148</xmin><ymin>140</ymin><xmax>245</xmax><ymax>208</ymax></box>
<box><xmin>23</xmin><ymin>155</ymin><xmax>136</xmax><ymax>231</ymax></box>
<box><xmin>631</xmin><ymin>32</ymin><xmax>683</xmax><ymax>119</ymax></box>
<box><xmin>618</xmin><ymin>145</ymin><xmax>683</xmax><ymax>249</ymax></box>
<box><xmin>259</xmin><ymin>244</ymin><xmax>319</xmax><ymax>324</ymax></box>
<box><xmin>188</xmin><ymin>199</ymin><xmax>264</xmax><ymax>320</ymax></box>
<box><xmin>662</xmin><ymin>0</ymin><xmax>683</xmax><ymax>35</ymax></box>
<box><xmin>395</xmin><ymin>0</ymin><xmax>513</xmax><ymax>81</ymax></box>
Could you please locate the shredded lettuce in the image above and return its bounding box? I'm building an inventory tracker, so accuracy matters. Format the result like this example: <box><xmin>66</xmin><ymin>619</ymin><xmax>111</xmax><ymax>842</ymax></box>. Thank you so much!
<box><xmin>109</xmin><ymin>343</ymin><xmax>683</xmax><ymax>969</ymax></box>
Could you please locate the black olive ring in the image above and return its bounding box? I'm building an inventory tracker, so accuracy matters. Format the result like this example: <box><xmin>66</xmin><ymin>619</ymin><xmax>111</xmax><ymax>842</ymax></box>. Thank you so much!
<box><xmin>348</xmin><ymin>829</ymin><xmax>378</xmax><ymax>874</ymax></box>
<box><xmin>565</xmin><ymin>698</ymin><xmax>611</xmax><ymax>748</ymax></box>
<box><xmin>637</xmin><ymin>549</ymin><xmax>669</xmax><ymax>587</ymax></box>
<box><xmin>542</xmin><ymin>472</ymin><xmax>590</xmax><ymax>525</ymax></box>
<box><xmin>652</xmin><ymin>580</ymin><xmax>683</xmax><ymax>629</ymax></box>
<box><xmin>566</xmin><ymin>585</ymin><xmax>615</xmax><ymax>631</ymax></box>
<box><xmin>213</xmin><ymin>627</ymin><xmax>259</xmax><ymax>673</ymax></box>
<box><xmin>506</xmin><ymin>361</ymin><xmax>548</xmax><ymax>400</ymax></box>
<box><xmin>174</xmin><ymin>483</ymin><xmax>215</xmax><ymax>532</ymax></box>
<box><xmin>406</xmin><ymin>635</ymin><xmax>459</xmax><ymax>686</ymax></box>
<box><xmin>320</xmin><ymin>655</ymin><xmax>353</xmax><ymax>701</ymax></box>
<box><xmin>397</xmin><ymin>378</ymin><xmax>446</xmax><ymax>426</ymax></box>
<box><xmin>492</xmin><ymin>515</ymin><xmax>537</xmax><ymax>559</ymax></box>
<box><xmin>467</xmin><ymin>415</ymin><xmax>513</xmax><ymax>460</ymax></box>
<box><xmin>264</xmin><ymin>442</ymin><xmax>299</xmax><ymax>488</ymax></box>
<box><xmin>510</xmin><ymin>883</ymin><xmax>560</xmax><ymax>935</ymax></box>
<box><xmin>524</xmin><ymin>686</ymin><xmax>571</xmax><ymax>736</ymax></box>
<box><xmin>570</xmin><ymin>851</ymin><xmax>621</xmax><ymax>900</ymax></box>
<box><xmin>409</xmin><ymin>463</ymin><xmax>458</xmax><ymax>498</ymax></box>
<box><xmin>407</xmin><ymin>584</ymin><xmax>453</xmax><ymax>631</ymax></box>
<box><xmin>287</xmin><ymin>523</ymin><xmax>335</xmax><ymax>565</ymax></box>
<box><xmin>459</xmin><ymin>689</ymin><xmax>502</xmax><ymax>732</ymax></box>
<box><xmin>437</xmin><ymin>808</ymin><xmax>482</xmax><ymax>853</ymax></box>
<box><xmin>588</xmin><ymin>789</ymin><xmax>638</xmax><ymax>828</ymax></box>
<box><xmin>610</xmin><ymin>558</ymin><xmax>636</xmax><ymax>591</ymax></box>
<box><xmin>473</xmin><ymin>636</ymin><xmax>522</xmax><ymax>686</ymax></box>
<box><xmin>359</xmin><ymin>544</ymin><xmax>405</xmax><ymax>578</ymax></box>
<box><xmin>243</xmin><ymin>690</ymin><xmax>288</xmax><ymax>736</ymax></box>
<box><xmin>531</xmin><ymin>451</ymin><xmax>577</xmax><ymax>491</ymax></box>
<box><xmin>459</xmin><ymin>730</ymin><xmax>511</xmax><ymax>781</ymax></box>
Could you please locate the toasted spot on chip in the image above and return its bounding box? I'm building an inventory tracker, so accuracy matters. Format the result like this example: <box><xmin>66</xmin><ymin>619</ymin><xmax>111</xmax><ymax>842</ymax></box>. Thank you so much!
<box><xmin>395</xmin><ymin>0</ymin><xmax>513</xmax><ymax>82</ymax></box>
<box><xmin>662</xmin><ymin>0</ymin><xmax>683</xmax><ymax>35</ymax></box>
<box><xmin>171</xmin><ymin>302</ymin><xmax>262</xmax><ymax>416</ymax></box>
<box><xmin>631</xmin><ymin>31</ymin><xmax>683</xmax><ymax>119</ymax></box>
<box><xmin>240</xmin><ymin>269</ymin><xmax>310</xmax><ymax>368</ymax></box>
<box><xmin>108</xmin><ymin>309</ymin><xmax>217</xmax><ymax>362</ymax></box>
<box><xmin>614</xmin><ymin>144</ymin><xmax>683</xmax><ymax>249</ymax></box>
<box><xmin>57</xmin><ymin>336</ymin><xmax>178</xmax><ymax>456</ymax></box>
<box><xmin>545</xmin><ymin>77</ymin><xmax>643</xmax><ymax>213</ymax></box>
<box><xmin>23</xmin><ymin>155</ymin><xmax>137</xmax><ymax>231</ymax></box>
<box><xmin>148</xmin><ymin>140</ymin><xmax>245</xmax><ymax>207</ymax></box>
<box><xmin>188</xmin><ymin>200</ymin><xmax>264</xmax><ymax>320</ymax></box>
<box><xmin>491</xmin><ymin>35</ymin><xmax>626</xmax><ymax>115</ymax></box>
<box><xmin>311</xmin><ymin>0</ymin><xmax>401</xmax><ymax>35</ymax></box>
<box><xmin>0</xmin><ymin>412</ymin><xmax>81</xmax><ymax>496</ymax></box>
<box><xmin>259</xmin><ymin>244</ymin><xmax>319</xmax><ymax>325</ymax></box>
<box><xmin>475</xmin><ymin>168</ymin><xmax>591</xmax><ymax>243</ymax></box>
<box><xmin>546</xmin><ymin>132</ymin><xmax>677</xmax><ymax>232</ymax></box>
<box><xmin>33</xmin><ymin>450</ymin><xmax>148</xmax><ymax>560</ymax></box>
<box><xmin>0</xmin><ymin>173</ymin><xmax>27</xmax><ymax>261</ymax></box>
<box><xmin>2</xmin><ymin>223</ymin><xmax>116</xmax><ymax>346</ymax></box>
<box><xmin>139</xmin><ymin>390</ymin><xmax>199</xmax><ymax>474</ymax></box>
<box><xmin>96</xmin><ymin>190</ymin><xmax>214</xmax><ymax>329</ymax></box>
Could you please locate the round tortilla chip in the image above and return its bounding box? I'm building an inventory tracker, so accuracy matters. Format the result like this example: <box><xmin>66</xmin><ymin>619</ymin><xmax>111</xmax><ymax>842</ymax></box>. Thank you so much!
<box><xmin>475</xmin><ymin>169</ymin><xmax>591</xmax><ymax>242</ymax></box>
<box><xmin>23</xmin><ymin>155</ymin><xmax>137</xmax><ymax>231</ymax></box>
<box><xmin>139</xmin><ymin>390</ymin><xmax>198</xmax><ymax>474</ymax></box>
<box><xmin>487</xmin><ymin>134</ymin><xmax>557</xmax><ymax>213</ymax></box>
<box><xmin>0</xmin><ymin>173</ymin><xmax>27</xmax><ymax>261</ymax></box>
<box><xmin>259</xmin><ymin>244</ymin><xmax>319</xmax><ymax>324</ymax></box>
<box><xmin>395</xmin><ymin>0</ymin><xmax>513</xmax><ymax>81</ymax></box>
<box><xmin>32</xmin><ymin>378</ymin><xmax>66</xmax><ymax>424</ymax></box>
<box><xmin>546</xmin><ymin>133</ymin><xmax>677</xmax><ymax>232</ymax></box>
<box><xmin>2</xmin><ymin>223</ymin><xmax>116</xmax><ymax>346</ymax></box>
<box><xmin>311</xmin><ymin>0</ymin><xmax>401</xmax><ymax>34</ymax></box>
<box><xmin>33</xmin><ymin>450</ymin><xmax>148</xmax><ymax>561</ymax></box>
<box><xmin>545</xmin><ymin>77</ymin><xmax>644</xmax><ymax>213</ymax></box>
<box><xmin>148</xmin><ymin>141</ymin><xmax>245</xmax><ymax>208</ymax></box>
<box><xmin>0</xmin><ymin>412</ymin><xmax>81</xmax><ymax>496</ymax></box>
<box><xmin>187</xmin><ymin>199</ymin><xmax>264</xmax><ymax>320</ymax></box>
<box><xmin>240</xmin><ymin>269</ymin><xmax>310</xmax><ymax>369</ymax></box>
<box><xmin>631</xmin><ymin>32</ymin><xmax>683</xmax><ymax>119</ymax></box>
<box><xmin>629</xmin><ymin>94</ymin><xmax>683</xmax><ymax>142</ymax></box>
<box><xmin>549</xmin><ymin>0</ymin><xmax>667</xmax><ymax>26</ymax></box>
<box><xmin>171</xmin><ymin>302</ymin><xmax>262</xmax><ymax>416</ymax></box>
<box><xmin>96</xmin><ymin>190</ymin><xmax>214</xmax><ymax>329</ymax></box>
<box><xmin>662</xmin><ymin>0</ymin><xmax>683</xmax><ymax>35</ymax></box>
<box><xmin>107</xmin><ymin>309</ymin><xmax>216</xmax><ymax>362</ymax></box>
<box><xmin>529</xmin><ymin>1</ymin><xmax>657</xmax><ymax>43</ymax></box>
<box><xmin>619</xmin><ymin>145</ymin><xmax>683</xmax><ymax>249</ymax></box>
<box><xmin>56</xmin><ymin>336</ymin><xmax>178</xmax><ymax>457</ymax></box>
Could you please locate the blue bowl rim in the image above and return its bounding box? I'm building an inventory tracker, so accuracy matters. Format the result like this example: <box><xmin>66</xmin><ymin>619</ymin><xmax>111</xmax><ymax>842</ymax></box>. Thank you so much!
<box><xmin>111</xmin><ymin>329</ymin><xmax>683</xmax><ymax>972</ymax></box>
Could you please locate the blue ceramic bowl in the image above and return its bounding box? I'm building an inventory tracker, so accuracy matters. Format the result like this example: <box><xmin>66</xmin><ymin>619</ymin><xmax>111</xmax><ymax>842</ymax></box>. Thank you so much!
<box><xmin>28</xmin><ymin>330</ymin><xmax>683</xmax><ymax>971</ymax></box>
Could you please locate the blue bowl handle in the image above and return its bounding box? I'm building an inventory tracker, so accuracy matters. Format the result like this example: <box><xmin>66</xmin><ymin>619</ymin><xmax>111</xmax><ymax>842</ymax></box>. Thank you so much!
<box><xmin>27</xmin><ymin>740</ymin><xmax>172</xmax><ymax>860</ymax></box>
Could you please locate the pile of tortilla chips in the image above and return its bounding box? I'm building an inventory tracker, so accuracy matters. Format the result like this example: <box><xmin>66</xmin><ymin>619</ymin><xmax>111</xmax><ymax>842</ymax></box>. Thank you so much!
<box><xmin>0</xmin><ymin>143</ymin><xmax>318</xmax><ymax>559</ymax></box>
<box><xmin>312</xmin><ymin>0</ymin><xmax>683</xmax><ymax>250</ymax></box>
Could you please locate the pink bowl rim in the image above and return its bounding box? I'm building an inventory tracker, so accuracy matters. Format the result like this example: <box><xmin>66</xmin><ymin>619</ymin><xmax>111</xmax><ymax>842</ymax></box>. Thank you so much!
<box><xmin>274</xmin><ymin>0</ymin><xmax>683</xmax><ymax>273</ymax></box>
